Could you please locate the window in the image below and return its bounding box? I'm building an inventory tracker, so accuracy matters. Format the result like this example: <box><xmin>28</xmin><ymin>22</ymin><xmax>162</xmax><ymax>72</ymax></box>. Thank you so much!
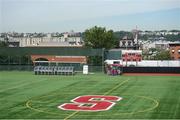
<box><xmin>113</xmin><ymin>61</ymin><xmax>120</xmax><ymax>64</ymax></box>
<box><xmin>178</xmin><ymin>49</ymin><xmax>180</xmax><ymax>54</ymax></box>
<box><xmin>122</xmin><ymin>41</ymin><xmax>126</xmax><ymax>46</ymax></box>
<box><xmin>128</xmin><ymin>41</ymin><xmax>131</xmax><ymax>46</ymax></box>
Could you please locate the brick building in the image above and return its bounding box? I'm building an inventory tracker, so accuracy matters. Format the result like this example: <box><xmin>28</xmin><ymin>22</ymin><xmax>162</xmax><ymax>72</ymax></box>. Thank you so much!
<box><xmin>169</xmin><ymin>43</ymin><xmax>180</xmax><ymax>60</ymax></box>
<box><xmin>31</xmin><ymin>55</ymin><xmax>87</xmax><ymax>64</ymax></box>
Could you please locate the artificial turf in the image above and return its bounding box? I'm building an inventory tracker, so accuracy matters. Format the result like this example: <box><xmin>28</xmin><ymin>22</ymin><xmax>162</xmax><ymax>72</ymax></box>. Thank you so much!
<box><xmin>0</xmin><ymin>71</ymin><xmax>180</xmax><ymax>119</ymax></box>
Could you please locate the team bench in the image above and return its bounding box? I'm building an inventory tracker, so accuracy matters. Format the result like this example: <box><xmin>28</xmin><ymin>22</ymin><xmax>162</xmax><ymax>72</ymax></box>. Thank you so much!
<box><xmin>34</xmin><ymin>66</ymin><xmax>75</xmax><ymax>75</ymax></box>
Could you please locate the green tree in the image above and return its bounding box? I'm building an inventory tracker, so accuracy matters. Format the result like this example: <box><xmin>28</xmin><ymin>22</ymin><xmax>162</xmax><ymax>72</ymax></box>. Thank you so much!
<box><xmin>155</xmin><ymin>50</ymin><xmax>171</xmax><ymax>60</ymax></box>
<box><xmin>0</xmin><ymin>41</ymin><xmax>8</xmax><ymax>47</ymax></box>
<box><xmin>165</xmin><ymin>34</ymin><xmax>180</xmax><ymax>42</ymax></box>
<box><xmin>84</xmin><ymin>26</ymin><xmax>115</xmax><ymax>49</ymax></box>
<box><xmin>113</xmin><ymin>31</ymin><xmax>133</xmax><ymax>47</ymax></box>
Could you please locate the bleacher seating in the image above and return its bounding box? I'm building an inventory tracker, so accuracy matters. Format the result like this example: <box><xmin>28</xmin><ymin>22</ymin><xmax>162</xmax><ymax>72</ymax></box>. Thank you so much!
<box><xmin>34</xmin><ymin>66</ymin><xmax>75</xmax><ymax>75</ymax></box>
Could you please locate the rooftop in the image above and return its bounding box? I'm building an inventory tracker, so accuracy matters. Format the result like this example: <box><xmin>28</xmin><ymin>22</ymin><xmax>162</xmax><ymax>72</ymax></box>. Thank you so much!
<box><xmin>169</xmin><ymin>42</ymin><xmax>180</xmax><ymax>46</ymax></box>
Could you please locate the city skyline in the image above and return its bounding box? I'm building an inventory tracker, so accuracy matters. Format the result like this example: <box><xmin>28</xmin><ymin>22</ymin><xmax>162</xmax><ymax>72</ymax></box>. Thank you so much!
<box><xmin>0</xmin><ymin>0</ymin><xmax>180</xmax><ymax>32</ymax></box>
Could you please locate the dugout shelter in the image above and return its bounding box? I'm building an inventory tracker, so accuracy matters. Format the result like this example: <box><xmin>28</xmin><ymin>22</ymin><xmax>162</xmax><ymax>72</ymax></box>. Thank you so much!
<box><xmin>0</xmin><ymin>47</ymin><xmax>105</xmax><ymax>72</ymax></box>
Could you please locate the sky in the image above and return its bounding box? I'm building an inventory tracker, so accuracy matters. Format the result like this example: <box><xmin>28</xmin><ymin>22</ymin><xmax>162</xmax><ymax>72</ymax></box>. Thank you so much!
<box><xmin>0</xmin><ymin>0</ymin><xmax>180</xmax><ymax>32</ymax></box>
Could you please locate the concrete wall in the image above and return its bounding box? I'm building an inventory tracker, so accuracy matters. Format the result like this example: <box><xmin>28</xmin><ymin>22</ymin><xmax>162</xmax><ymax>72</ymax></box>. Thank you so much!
<box><xmin>105</xmin><ymin>60</ymin><xmax>180</xmax><ymax>67</ymax></box>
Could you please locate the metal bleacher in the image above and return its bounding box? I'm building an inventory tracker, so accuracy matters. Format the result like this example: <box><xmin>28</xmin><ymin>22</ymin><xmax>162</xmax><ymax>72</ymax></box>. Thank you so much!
<box><xmin>34</xmin><ymin>66</ymin><xmax>75</xmax><ymax>75</ymax></box>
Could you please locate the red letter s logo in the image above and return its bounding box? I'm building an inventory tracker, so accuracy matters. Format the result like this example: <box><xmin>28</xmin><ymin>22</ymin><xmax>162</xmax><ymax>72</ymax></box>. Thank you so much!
<box><xmin>58</xmin><ymin>95</ymin><xmax>122</xmax><ymax>111</ymax></box>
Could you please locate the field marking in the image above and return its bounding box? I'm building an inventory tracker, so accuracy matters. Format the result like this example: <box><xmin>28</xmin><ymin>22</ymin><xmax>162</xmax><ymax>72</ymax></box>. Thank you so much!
<box><xmin>26</xmin><ymin>94</ymin><xmax>159</xmax><ymax>116</ymax></box>
<box><xmin>25</xmin><ymin>78</ymin><xmax>159</xmax><ymax>118</ymax></box>
<box><xmin>63</xmin><ymin>111</ymin><xmax>79</xmax><ymax>120</ymax></box>
<box><xmin>26</xmin><ymin>100</ymin><xmax>46</xmax><ymax>113</ymax></box>
<box><xmin>122</xmin><ymin>95</ymin><xmax>159</xmax><ymax>115</ymax></box>
<box><xmin>63</xmin><ymin>79</ymin><xmax>130</xmax><ymax>120</ymax></box>
<box><xmin>135</xmin><ymin>95</ymin><xmax>159</xmax><ymax>113</ymax></box>
<box><xmin>103</xmin><ymin>79</ymin><xmax>129</xmax><ymax>95</ymax></box>
<box><xmin>26</xmin><ymin>100</ymin><xmax>67</xmax><ymax>116</ymax></box>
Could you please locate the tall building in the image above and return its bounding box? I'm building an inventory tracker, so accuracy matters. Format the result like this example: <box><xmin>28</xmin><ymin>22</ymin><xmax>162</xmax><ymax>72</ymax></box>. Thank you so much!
<box><xmin>19</xmin><ymin>32</ymin><xmax>83</xmax><ymax>47</ymax></box>
<box><xmin>4</xmin><ymin>31</ymin><xmax>83</xmax><ymax>47</ymax></box>
<box><xmin>119</xmin><ymin>28</ymin><xmax>140</xmax><ymax>50</ymax></box>
<box><xmin>119</xmin><ymin>36</ymin><xmax>136</xmax><ymax>49</ymax></box>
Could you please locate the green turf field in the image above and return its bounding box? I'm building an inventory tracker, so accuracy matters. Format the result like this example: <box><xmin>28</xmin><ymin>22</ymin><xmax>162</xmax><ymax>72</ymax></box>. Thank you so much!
<box><xmin>0</xmin><ymin>71</ymin><xmax>180</xmax><ymax>119</ymax></box>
